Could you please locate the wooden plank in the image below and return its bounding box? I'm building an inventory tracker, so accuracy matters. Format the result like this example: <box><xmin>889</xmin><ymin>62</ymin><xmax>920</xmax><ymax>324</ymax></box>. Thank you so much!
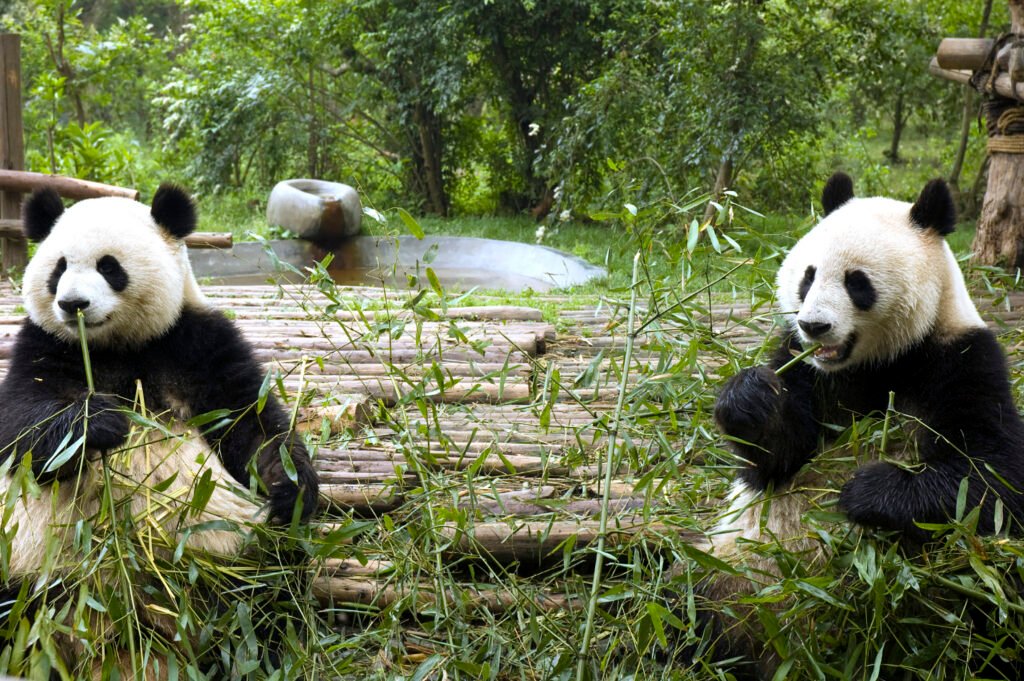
<box><xmin>0</xmin><ymin>35</ymin><xmax>26</xmax><ymax>272</ymax></box>
<box><xmin>438</xmin><ymin>518</ymin><xmax>689</xmax><ymax>562</ymax></box>
<box><xmin>312</xmin><ymin>572</ymin><xmax>581</xmax><ymax>613</ymax></box>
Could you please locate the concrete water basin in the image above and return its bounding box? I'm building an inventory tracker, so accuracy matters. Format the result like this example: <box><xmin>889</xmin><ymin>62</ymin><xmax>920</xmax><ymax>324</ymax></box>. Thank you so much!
<box><xmin>188</xmin><ymin>235</ymin><xmax>606</xmax><ymax>292</ymax></box>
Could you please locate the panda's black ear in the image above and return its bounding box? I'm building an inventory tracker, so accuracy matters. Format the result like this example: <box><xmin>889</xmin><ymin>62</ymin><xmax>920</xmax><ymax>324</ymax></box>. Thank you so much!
<box><xmin>910</xmin><ymin>179</ymin><xmax>955</xmax><ymax>236</ymax></box>
<box><xmin>151</xmin><ymin>183</ymin><xmax>196</xmax><ymax>239</ymax></box>
<box><xmin>822</xmin><ymin>172</ymin><xmax>854</xmax><ymax>216</ymax></box>
<box><xmin>22</xmin><ymin>188</ymin><xmax>65</xmax><ymax>242</ymax></box>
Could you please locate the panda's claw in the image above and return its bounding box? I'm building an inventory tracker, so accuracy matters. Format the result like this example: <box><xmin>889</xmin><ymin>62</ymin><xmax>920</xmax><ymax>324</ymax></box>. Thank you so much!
<box><xmin>265</xmin><ymin>455</ymin><xmax>320</xmax><ymax>525</ymax></box>
<box><xmin>83</xmin><ymin>395</ymin><xmax>129</xmax><ymax>452</ymax></box>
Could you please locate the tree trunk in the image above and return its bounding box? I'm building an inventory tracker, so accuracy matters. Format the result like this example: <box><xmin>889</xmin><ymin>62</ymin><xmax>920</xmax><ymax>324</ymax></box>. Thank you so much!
<box><xmin>887</xmin><ymin>92</ymin><xmax>905</xmax><ymax>163</ymax></box>
<box><xmin>703</xmin><ymin>155</ymin><xmax>734</xmax><ymax>224</ymax></box>
<box><xmin>412</xmin><ymin>103</ymin><xmax>449</xmax><ymax>217</ymax></box>
<box><xmin>972</xmin><ymin>0</ymin><xmax>1024</xmax><ymax>267</ymax></box>
<box><xmin>702</xmin><ymin>0</ymin><xmax>764</xmax><ymax>226</ymax></box>
<box><xmin>949</xmin><ymin>0</ymin><xmax>994</xmax><ymax>213</ymax></box>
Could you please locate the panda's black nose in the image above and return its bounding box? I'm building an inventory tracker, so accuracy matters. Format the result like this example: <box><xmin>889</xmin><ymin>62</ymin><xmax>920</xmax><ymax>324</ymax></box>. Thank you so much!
<box><xmin>798</xmin><ymin>320</ymin><xmax>832</xmax><ymax>338</ymax></box>
<box><xmin>58</xmin><ymin>298</ymin><xmax>90</xmax><ymax>313</ymax></box>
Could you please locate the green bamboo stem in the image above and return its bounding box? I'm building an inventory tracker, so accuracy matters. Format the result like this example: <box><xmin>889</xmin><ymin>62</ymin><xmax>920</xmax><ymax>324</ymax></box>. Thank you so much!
<box><xmin>77</xmin><ymin>311</ymin><xmax>95</xmax><ymax>394</ymax></box>
<box><xmin>577</xmin><ymin>250</ymin><xmax>641</xmax><ymax>681</ymax></box>
<box><xmin>775</xmin><ymin>342</ymin><xmax>822</xmax><ymax>376</ymax></box>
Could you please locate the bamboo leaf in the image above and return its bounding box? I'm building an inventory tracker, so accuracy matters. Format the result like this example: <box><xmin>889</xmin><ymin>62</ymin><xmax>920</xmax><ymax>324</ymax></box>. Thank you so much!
<box><xmin>397</xmin><ymin>207</ymin><xmax>424</xmax><ymax>239</ymax></box>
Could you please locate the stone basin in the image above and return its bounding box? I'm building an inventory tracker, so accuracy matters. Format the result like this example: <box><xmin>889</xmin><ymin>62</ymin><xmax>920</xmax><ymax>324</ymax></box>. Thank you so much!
<box><xmin>188</xmin><ymin>235</ymin><xmax>606</xmax><ymax>292</ymax></box>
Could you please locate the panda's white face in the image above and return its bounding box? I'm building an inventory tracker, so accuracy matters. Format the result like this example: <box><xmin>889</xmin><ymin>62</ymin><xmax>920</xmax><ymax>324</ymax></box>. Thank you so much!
<box><xmin>23</xmin><ymin>197</ymin><xmax>195</xmax><ymax>348</ymax></box>
<box><xmin>777</xmin><ymin>196</ymin><xmax>983</xmax><ymax>372</ymax></box>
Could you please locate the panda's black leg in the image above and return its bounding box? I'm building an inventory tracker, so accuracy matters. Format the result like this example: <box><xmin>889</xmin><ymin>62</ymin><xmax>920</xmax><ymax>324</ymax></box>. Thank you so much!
<box><xmin>839</xmin><ymin>461</ymin><xmax>971</xmax><ymax>538</ymax></box>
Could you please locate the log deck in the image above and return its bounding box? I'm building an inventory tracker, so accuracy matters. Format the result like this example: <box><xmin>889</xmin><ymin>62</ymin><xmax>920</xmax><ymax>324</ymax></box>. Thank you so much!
<box><xmin>0</xmin><ymin>279</ymin><xmax>1022</xmax><ymax>611</ymax></box>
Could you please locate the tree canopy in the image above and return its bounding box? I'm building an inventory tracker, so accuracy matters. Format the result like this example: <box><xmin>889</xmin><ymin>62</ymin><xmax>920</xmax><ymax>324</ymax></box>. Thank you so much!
<box><xmin>1</xmin><ymin>0</ymin><xmax>995</xmax><ymax>218</ymax></box>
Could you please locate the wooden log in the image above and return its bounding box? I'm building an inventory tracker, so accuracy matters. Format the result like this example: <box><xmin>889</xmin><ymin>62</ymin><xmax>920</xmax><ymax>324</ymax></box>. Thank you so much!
<box><xmin>0</xmin><ymin>219</ymin><xmax>232</xmax><ymax>249</ymax></box>
<box><xmin>315</xmin><ymin>449</ymin><xmax>597</xmax><ymax>478</ymax></box>
<box><xmin>184</xmin><ymin>232</ymin><xmax>233</xmax><ymax>249</ymax></box>
<box><xmin>929</xmin><ymin>58</ymin><xmax>1024</xmax><ymax>103</ymax></box>
<box><xmin>0</xmin><ymin>169</ymin><xmax>138</xmax><ymax>201</ymax></box>
<box><xmin>295</xmin><ymin>397</ymin><xmax>372</xmax><ymax>435</ymax></box>
<box><xmin>0</xmin><ymin>36</ymin><xmax>26</xmax><ymax>271</ymax></box>
<box><xmin>438</xmin><ymin>518</ymin><xmax>687</xmax><ymax>562</ymax></box>
<box><xmin>936</xmin><ymin>37</ymin><xmax>995</xmax><ymax>70</ymax></box>
<box><xmin>465</xmin><ymin>496</ymin><xmax>648</xmax><ymax>517</ymax></box>
<box><xmin>311</xmin><ymin>574</ymin><xmax>581</xmax><ymax>613</ymax></box>
<box><xmin>319</xmin><ymin>483</ymin><xmax>404</xmax><ymax>514</ymax></box>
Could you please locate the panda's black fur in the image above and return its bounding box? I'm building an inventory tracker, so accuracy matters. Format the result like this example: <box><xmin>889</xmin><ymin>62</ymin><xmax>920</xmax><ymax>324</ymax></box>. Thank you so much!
<box><xmin>696</xmin><ymin>173</ymin><xmax>1024</xmax><ymax>678</ymax></box>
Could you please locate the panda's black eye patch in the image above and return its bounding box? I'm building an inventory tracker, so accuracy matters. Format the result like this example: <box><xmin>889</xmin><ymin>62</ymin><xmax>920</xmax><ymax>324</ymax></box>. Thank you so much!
<box><xmin>845</xmin><ymin>269</ymin><xmax>876</xmax><ymax>311</ymax></box>
<box><xmin>47</xmin><ymin>257</ymin><xmax>67</xmax><ymax>295</ymax></box>
<box><xmin>798</xmin><ymin>266</ymin><xmax>816</xmax><ymax>302</ymax></box>
<box><xmin>97</xmin><ymin>255</ymin><xmax>129</xmax><ymax>292</ymax></box>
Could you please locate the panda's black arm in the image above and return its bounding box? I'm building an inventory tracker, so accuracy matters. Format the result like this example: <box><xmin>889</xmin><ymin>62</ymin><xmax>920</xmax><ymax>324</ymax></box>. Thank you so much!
<box><xmin>840</xmin><ymin>328</ymin><xmax>1024</xmax><ymax>537</ymax></box>
<box><xmin>0</xmin><ymin>324</ymin><xmax>128</xmax><ymax>481</ymax></box>
<box><xmin>168</xmin><ymin>309</ymin><xmax>319</xmax><ymax>523</ymax></box>
<box><xmin>714</xmin><ymin>334</ymin><xmax>822</xmax><ymax>491</ymax></box>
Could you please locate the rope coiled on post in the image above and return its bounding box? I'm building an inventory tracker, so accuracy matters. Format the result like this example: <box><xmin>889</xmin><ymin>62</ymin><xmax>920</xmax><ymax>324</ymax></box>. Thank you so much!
<box><xmin>986</xmin><ymin>98</ymin><xmax>1024</xmax><ymax>154</ymax></box>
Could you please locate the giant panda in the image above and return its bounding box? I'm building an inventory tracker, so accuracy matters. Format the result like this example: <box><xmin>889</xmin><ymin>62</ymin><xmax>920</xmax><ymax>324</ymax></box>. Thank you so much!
<box><xmin>699</xmin><ymin>173</ymin><xmax>1024</xmax><ymax>678</ymax></box>
<box><xmin>0</xmin><ymin>185</ymin><xmax>320</xmax><ymax>673</ymax></box>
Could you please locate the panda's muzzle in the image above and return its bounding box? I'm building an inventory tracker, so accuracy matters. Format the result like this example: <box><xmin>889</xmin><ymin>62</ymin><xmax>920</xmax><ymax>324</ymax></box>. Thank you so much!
<box><xmin>796</xmin><ymin>320</ymin><xmax>855</xmax><ymax>366</ymax></box>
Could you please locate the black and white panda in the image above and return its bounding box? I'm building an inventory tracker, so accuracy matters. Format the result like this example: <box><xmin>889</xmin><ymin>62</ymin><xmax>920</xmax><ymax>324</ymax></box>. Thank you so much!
<box><xmin>701</xmin><ymin>173</ymin><xmax>1024</xmax><ymax>677</ymax></box>
<box><xmin>0</xmin><ymin>185</ymin><xmax>319</xmax><ymax>669</ymax></box>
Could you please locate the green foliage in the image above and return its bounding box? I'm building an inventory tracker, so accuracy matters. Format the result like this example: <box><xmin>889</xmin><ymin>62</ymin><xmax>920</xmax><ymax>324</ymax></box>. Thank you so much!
<box><xmin>1</xmin><ymin>0</ymin><xmax>994</xmax><ymax>221</ymax></box>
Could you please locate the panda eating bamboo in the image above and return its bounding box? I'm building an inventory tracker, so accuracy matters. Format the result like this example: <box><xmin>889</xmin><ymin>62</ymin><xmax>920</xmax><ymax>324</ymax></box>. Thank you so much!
<box><xmin>702</xmin><ymin>173</ymin><xmax>1024</xmax><ymax>678</ymax></box>
<box><xmin>0</xmin><ymin>185</ymin><xmax>319</xmax><ymax>673</ymax></box>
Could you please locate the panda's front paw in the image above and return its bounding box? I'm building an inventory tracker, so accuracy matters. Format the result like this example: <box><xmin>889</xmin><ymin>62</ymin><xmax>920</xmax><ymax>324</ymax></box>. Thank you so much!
<box><xmin>83</xmin><ymin>395</ymin><xmax>129</xmax><ymax>451</ymax></box>
<box><xmin>839</xmin><ymin>463</ymin><xmax>916</xmax><ymax>534</ymax></box>
<box><xmin>714</xmin><ymin>366</ymin><xmax>784</xmax><ymax>444</ymax></box>
<box><xmin>264</xmin><ymin>447</ymin><xmax>320</xmax><ymax>524</ymax></box>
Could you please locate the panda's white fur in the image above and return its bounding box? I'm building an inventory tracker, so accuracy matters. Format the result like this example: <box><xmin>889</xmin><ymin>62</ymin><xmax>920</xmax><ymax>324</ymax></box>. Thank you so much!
<box><xmin>776</xmin><ymin>196</ymin><xmax>984</xmax><ymax>371</ymax></box>
<box><xmin>701</xmin><ymin>174</ymin><xmax>1024</xmax><ymax>678</ymax></box>
<box><xmin>23</xmin><ymin>196</ymin><xmax>206</xmax><ymax>349</ymax></box>
<box><xmin>0</xmin><ymin>421</ymin><xmax>261</xmax><ymax>579</ymax></box>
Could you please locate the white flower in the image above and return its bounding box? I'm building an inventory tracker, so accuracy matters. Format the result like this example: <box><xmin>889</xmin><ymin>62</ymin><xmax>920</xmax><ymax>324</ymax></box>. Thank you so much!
<box><xmin>527</xmin><ymin>122</ymin><xmax>540</xmax><ymax>137</ymax></box>
<box><xmin>553</xmin><ymin>183</ymin><xmax>563</xmax><ymax>201</ymax></box>
<box><xmin>558</xmin><ymin>209</ymin><xmax>571</xmax><ymax>222</ymax></box>
<box><xmin>535</xmin><ymin>225</ymin><xmax>546</xmax><ymax>243</ymax></box>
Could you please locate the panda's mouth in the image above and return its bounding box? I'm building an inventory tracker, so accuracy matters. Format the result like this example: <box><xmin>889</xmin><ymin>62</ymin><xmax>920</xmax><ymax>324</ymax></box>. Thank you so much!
<box><xmin>62</xmin><ymin>316</ymin><xmax>108</xmax><ymax>329</ymax></box>
<box><xmin>810</xmin><ymin>334</ymin><xmax>856</xmax><ymax>366</ymax></box>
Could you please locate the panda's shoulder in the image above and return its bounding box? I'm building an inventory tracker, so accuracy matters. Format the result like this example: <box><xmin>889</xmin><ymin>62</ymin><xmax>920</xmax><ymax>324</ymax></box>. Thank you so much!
<box><xmin>159</xmin><ymin>306</ymin><xmax>248</xmax><ymax>356</ymax></box>
<box><xmin>11</xmin><ymin>319</ymin><xmax>74</xmax><ymax>360</ymax></box>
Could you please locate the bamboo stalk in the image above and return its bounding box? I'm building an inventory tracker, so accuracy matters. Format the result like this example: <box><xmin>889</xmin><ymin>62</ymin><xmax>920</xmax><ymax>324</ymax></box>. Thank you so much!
<box><xmin>579</xmin><ymin>251</ymin><xmax>641</xmax><ymax>681</ymax></box>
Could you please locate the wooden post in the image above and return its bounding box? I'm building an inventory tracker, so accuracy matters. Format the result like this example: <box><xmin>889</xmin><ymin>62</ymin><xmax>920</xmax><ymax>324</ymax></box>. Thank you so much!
<box><xmin>0</xmin><ymin>35</ymin><xmax>25</xmax><ymax>272</ymax></box>
<box><xmin>973</xmin><ymin>0</ymin><xmax>1024</xmax><ymax>268</ymax></box>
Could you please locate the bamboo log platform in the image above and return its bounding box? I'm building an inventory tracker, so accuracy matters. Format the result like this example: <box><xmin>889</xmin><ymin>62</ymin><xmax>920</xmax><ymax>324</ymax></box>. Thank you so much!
<box><xmin>1</xmin><ymin>277</ymin><xmax>1024</xmax><ymax>612</ymax></box>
